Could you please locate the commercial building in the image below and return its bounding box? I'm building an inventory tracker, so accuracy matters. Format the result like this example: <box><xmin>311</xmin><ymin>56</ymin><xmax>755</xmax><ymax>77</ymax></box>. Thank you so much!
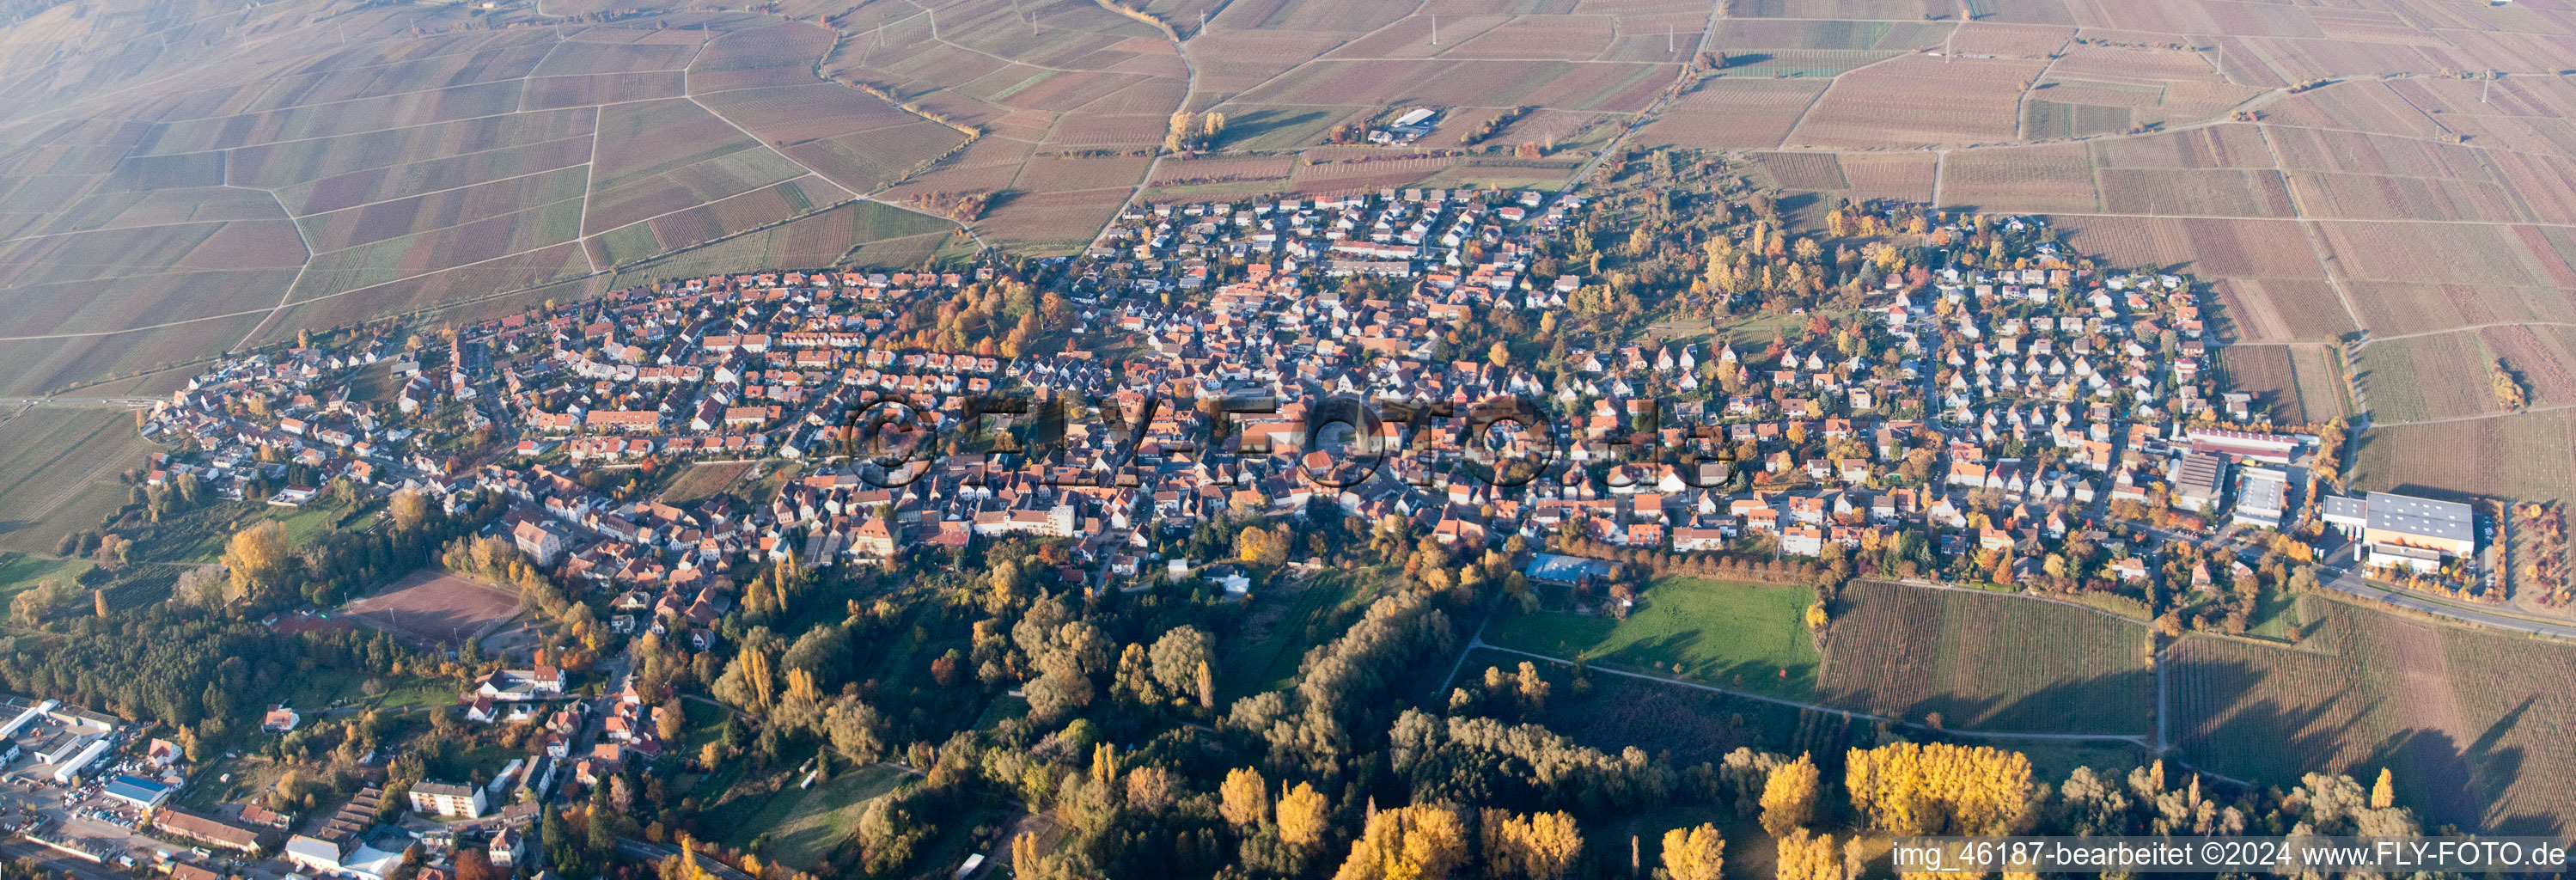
<box><xmin>2322</xmin><ymin>492</ymin><xmax>2477</xmax><ymax>571</ymax></box>
<box><xmin>2232</xmin><ymin>468</ymin><xmax>2290</xmax><ymax>529</ymax></box>
<box><xmin>104</xmin><ymin>775</ymin><xmax>174</xmax><ymax>809</ymax></box>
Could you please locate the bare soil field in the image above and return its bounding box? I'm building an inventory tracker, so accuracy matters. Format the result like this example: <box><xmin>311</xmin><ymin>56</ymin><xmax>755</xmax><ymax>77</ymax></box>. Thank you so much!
<box><xmin>0</xmin><ymin>407</ymin><xmax>159</xmax><ymax>553</ymax></box>
<box><xmin>1837</xmin><ymin>152</ymin><xmax>1937</xmax><ymax>202</ymax></box>
<box><xmin>2213</xmin><ymin>278</ymin><xmax>2353</xmax><ymax>342</ymax></box>
<box><xmin>1789</xmin><ymin>55</ymin><xmax>2045</xmax><ymax>148</ymax></box>
<box><xmin>2343</xmin><ymin>282</ymin><xmax>2576</xmax><ymax>338</ymax></box>
<box><xmin>2097</xmin><ymin>168</ymin><xmax>2295</xmax><ymax>218</ymax></box>
<box><xmin>2055</xmin><ymin>216</ymin><xmax>2326</xmax><ymax>278</ymax></box>
<box><xmin>2481</xmin><ymin>325</ymin><xmax>2576</xmax><ymax>411</ymax></box>
<box><xmin>1817</xmin><ymin>581</ymin><xmax>2152</xmax><ymax>735</ymax></box>
<box><xmin>2091</xmin><ymin>123</ymin><xmax>2273</xmax><ymax>169</ymax></box>
<box><xmin>1008</xmin><ymin>155</ymin><xmax>1156</xmax><ymax>193</ymax></box>
<box><xmin>2317</xmin><ymin>222</ymin><xmax>2549</xmax><ymax>287</ymax></box>
<box><xmin>2259</xmin><ymin>82</ymin><xmax>2448</xmax><ymax>139</ymax></box>
<box><xmin>2355</xmin><ymin>333</ymin><xmax>2497</xmax><ymax>425</ymax></box>
<box><xmin>2223</xmin><ymin>344</ymin><xmax>2343</xmax><ymax>425</ymax></box>
<box><xmin>1750</xmin><ymin>152</ymin><xmax>1846</xmax><ymax>191</ymax></box>
<box><xmin>1943</xmin><ymin>21</ymin><xmax>2074</xmax><ymax>56</ymax></box>
<box><xmin>345</xmin><ymin>570</ymin><xmax>524</xmax><ymax>646</ymax></box>
<box><xmin>2286</xmin><ymin>172</ymin><xmax>2525</xmax><ymax>223</ymax></box>
<box><xmin>1937</xmin><ymin>144</ymin><xmax>2097</xmax><ymax>212</ymax></box>
<box><xmin>1636</xmin><ymin>79</ymin><xmax>1828</xmax><ymax>150</ymax></box>
<box><xmin>2172</xmin><ymin>599</ymin><xmax>2576</xmax><ymax>834</ymax></box>
<box><xmin>976</xmin><ymin>189</ymin><xmax>1132</xmax><ymax>255</ymax></box>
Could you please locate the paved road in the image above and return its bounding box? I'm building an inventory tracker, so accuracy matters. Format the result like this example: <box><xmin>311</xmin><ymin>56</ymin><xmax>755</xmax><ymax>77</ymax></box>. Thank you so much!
<box><xmin>2314</xmin><ymin>546</ymin><xmax>2576</xmax><ymax>639</ymax></box>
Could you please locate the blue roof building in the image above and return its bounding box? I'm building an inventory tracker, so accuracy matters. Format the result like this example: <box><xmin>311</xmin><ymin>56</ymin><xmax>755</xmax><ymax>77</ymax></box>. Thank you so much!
<box><xmin>104</xmin><ymin>775</ymin><xmax>172</xmax><ymax>810</ymax></box>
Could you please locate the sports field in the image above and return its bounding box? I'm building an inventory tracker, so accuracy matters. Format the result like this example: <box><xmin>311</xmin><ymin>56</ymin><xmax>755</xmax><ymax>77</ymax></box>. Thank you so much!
<box><xmin>1485</xmin><ymin>577</ymin><xmax>1822</xmax><ymax>701</ymax></box>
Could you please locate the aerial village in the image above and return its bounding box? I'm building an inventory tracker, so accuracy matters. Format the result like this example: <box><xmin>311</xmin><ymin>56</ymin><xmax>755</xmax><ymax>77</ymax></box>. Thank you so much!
<box><xmin>57</xmin><ymin>184</ymin><xmax>2499</xmax><ymax>880</ymax></box>
<box><xmin>137</xmin><ymin>186</ymin><xmax>2488</xmax><ymax>663</ymax></box>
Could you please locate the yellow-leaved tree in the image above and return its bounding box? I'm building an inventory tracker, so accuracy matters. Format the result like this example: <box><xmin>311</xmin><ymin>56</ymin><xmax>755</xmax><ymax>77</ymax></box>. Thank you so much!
<box><xmin>1477</xmin><ymin>809</ymin><xmax>1581</xmax><ymax>880</ymax></box>
<box><xmin>1844</xmin><ymin>742</ymin><xmax>2033</xmax><ymax>835</ymax></box>
<box><xmin>1760</xmin><ymin>753</ymin><xmax>1821</xmax><ymax>836</ymax></box>
<box><xmin>1279</xmin><ymin>782</ymin><xmax>1331</xmax><ymax>850</ymax></box>
<box><xmin>1219</xmin><ymin>767</ymin><xmax>1268</xmax><ymax>828</ymax></box>
<box><xmin>1775</xmin><ymin>828</ymin><xmax>1845</xmax><ymax>880</ymax></box>
<box><xmin>1660</xmin><ymin>823</ymin><xmax>1725</xmax><ymax>880</ymax></box>
<box><xmin>1334</xmin><ymin>804</ymin><xmax>1468</xmax><ymax>880</ymax></box>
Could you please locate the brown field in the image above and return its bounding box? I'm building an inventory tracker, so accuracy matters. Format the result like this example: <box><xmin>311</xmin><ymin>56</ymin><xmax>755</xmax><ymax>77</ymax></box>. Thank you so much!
<box><xmin>661</xmin><ymin>461</ymin><xmax>758</xmax><ymax>503</ymax></box>
<box><xmin>1636</xmin><ymin>79</ymin><xmax>1828</xmax><ymax>150</ymax></box>
<box><xmin>977</xmin><ymin>189</ymin><xmax>1131</xmax><ymax>255</ymax></box>
<box><xmin>786</xmin><ymin>122</ymin><xmax>980</xmax><ymax>191</ymax></box>
<box><xmin>2487</xmin><ymin>150</ymin><xmax>2576</xmax><ymax>224</ymax></box>
<box><xmin>1710</xmin><ymin>18</ymin><xmax>1949</xmax><ymax>52</ymax></box>
<box><xmin>345</xmin><ymin>570</ymin><xmax>524</xmax><ymax>646</ymax></box>
<box><xmin>2355</xmin><ymin>333</ymin><xmax>2498</xmax><ymax>425</ymax></box>
<box><xmin>2317</xmin><ymin>222</ymin><xmax>2549</xmax><ymax>286</ymax></box>
<box><xmin>1732</xmin><ymin>0</ymin><xmax>1939</xmax><ymax>18</ymax></box>
<box><xmin>1009</xmin><ymin>154</ymin><xmax>1155</xmax><ymax>192</ymax></box>
<box><xmin>1937</xmin><ymin>144</ymin><xmax>2097</xmax><ymax>212</ymax></box>
<box><xmin>2055</xmin><ymin>216</ymin><xmax>2326</xmax><ymax>278</ymax></box>
<box><xmin>1944</xmin><ymin>21</ymin><xmax>2074</xmax><ymax>56</ymax></box>
<box><xmin>1750</xmin><ymin>152</ymin><xmax>1846</xmax><ymax>191</ymax></box>
<box><xmin>1148</xmin><ymin>155</ymin><xmax>1297</xmax><ymax>186</ymax></box>
<box><xmin>0</xmin><ymin>313</ymin><xmax>270</xmax><ymax>397</ymax></box>
<box><xmin>2172</xmin><ymin>598</ymin><xmax>2576</xmax><ymax>833</ymax></box>
<box><xmin>2091</xmin><ymin>124</ymin><xmax>2274</xmax><ymax>168</ymax></box>
<box><xmin>0</xmin><ymin>407</ymin><xmax>160</xmax><ymax>553</ymax></box>
<box><xmin>1789</xmin><ymin>55</ymin><xmax>2045</xmax><ymax>148</ymax></box>
<box><xmin>1816</xmin><ymin>582</ymin><xmax>2152</xmax><ymax>734</ymax></box>
<box><xmin>2481</xmin><ymin>325</ymin><xmax>2576</xmax><ymax>411</ymax></box>
<box><xmin>2097</xmin><ymin>168</ymin><xmax>2295</xmax><ymax>217</ymax></box>
<box><xmin>1837</xmin><ymin>152</ymin><xmax>1937</xmax><ymax>202</ymax></box>
<box><xmin>2268</xmin><ymin>127</ymin><xmax>2491</xmax><ymax>179</ymax></box>
<box><xmin>2213</xmin><ymin>278</ymin><xmax>2353</xmax><ymax>342</ymax></box>
<box><xmin>2286</xmin><ymin>173</ymin><xmax>2525</xmax><ymax>223</ymax></box>
<box><xmin>522</xmin><ymin>72</ymin><xmax>688</xmax><ymax>111</ymax></box>
<box><xmin>2260</xmin><ymin>82</ymin><xmax>2448</xmax><ymax>140</ymax></box>
<box><xmin>2047</xmin><ymin>44</ymin><xmax>2222</xmax><ymax>82</ymax></box>
<box><xmin>2344</xmin><ymin>282</ymin><xmax>2576</xmax><ymax>337</ymax></box>
<box><xmin>1442</xmin><ymin>15</ymin><xmax>1617</xmax><ymax>60</ymax></box>
<box><xmin>2223</xmin><ymin>344</ymin><xmax>2343</xmax><ymax>425</ymax></box>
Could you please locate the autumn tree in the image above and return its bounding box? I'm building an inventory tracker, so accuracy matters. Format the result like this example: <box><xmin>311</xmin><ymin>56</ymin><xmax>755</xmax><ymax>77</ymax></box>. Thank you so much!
<box><xmin>2493</xmin><ymin>360</ymin><xmax>2528</xmax><ymax>411</ymax></box>
<box><xmin>1220</xmin><ymin>767</ymin><xmax>1268</xmax><ymax>828</ymax></box>
<box><xmin>222</xmin><ymin>520</ymin><xmax>291</xmax><ymax>600</ymax></box>
<box><xmin>1335</xmin><ymin>803</ymin><xmax>1468</xmax><ymax>880</ymax></box>
<box><xmin>1775</xmin><ymin>829</ymin><xmax>1844</xmax><ymax>880</ymax></box>
<box><xmin>1479</xmin><ymin>809</ymin><xmax>1581</xmax><ymax>880</ymax></box>
<box><xmin>1845</xmin><ymin>742</ymin><xmax>2032</xmax><ymax>835</ymax></box>
<box><xmin>1279</xmin><ymin>782</ymin><xmax>1331</xmax><ymax>850</ymax></box>
<box><xmin>1760</xmin><ymin>753</ymin><xmax>1821</xmax><ymax>836</ymax></box>
<box><xmin>1660</xmin><ymin>823</ymin><xmax>1725</xmax><ymax>880</ymax></box>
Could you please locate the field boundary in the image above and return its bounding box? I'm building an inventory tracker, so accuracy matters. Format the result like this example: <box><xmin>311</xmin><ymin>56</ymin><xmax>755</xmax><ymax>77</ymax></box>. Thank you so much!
<box><xmin>1462</xmin><ymin>638</ymin><xmax>2149</xmax><ymax>744</ymax></box>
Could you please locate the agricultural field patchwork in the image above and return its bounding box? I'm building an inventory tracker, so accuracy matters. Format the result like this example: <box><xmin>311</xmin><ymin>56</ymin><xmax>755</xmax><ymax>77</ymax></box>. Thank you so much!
<box><xmin>2173</xmin><ymin>599</ymin><xmax>2576</xmax><ymax>834</ymax></box>
<box><xmin>0</xmin><ymin>407</ymin><xmax>160</xmax><ymax>553</ymax></box>
<box><xmin>1816</xmin><ymin>581</ymin><xmax>2152</xmax><ymax>736</ymax></box>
